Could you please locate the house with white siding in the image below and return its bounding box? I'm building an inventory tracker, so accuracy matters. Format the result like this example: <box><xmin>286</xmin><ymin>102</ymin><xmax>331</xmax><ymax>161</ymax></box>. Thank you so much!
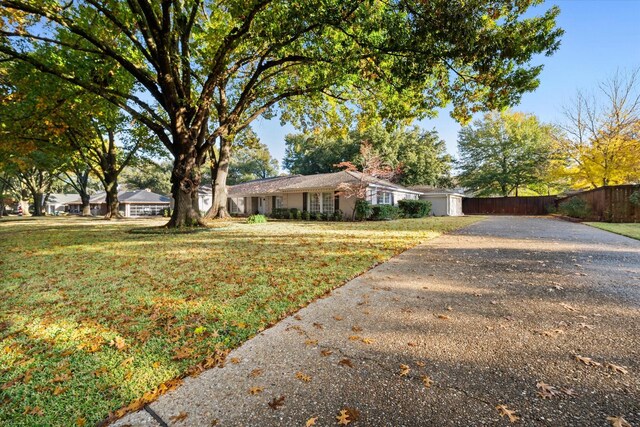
<box><xmin>226</xmin><ymin>171</ymin><xmax>423</xmax><ymax>218</ymax></box>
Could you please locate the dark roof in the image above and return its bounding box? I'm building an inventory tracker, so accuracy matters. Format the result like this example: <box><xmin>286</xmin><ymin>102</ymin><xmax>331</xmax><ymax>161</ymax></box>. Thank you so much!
<box><xmin>69</xmin><ymin>189</ymin><xmax>170</xmax><ymax>204</ymax></box>
<box><xmin>227</xmin><ymin>171</ymin><xmax>419</xmax><ymax>196</ymax></box>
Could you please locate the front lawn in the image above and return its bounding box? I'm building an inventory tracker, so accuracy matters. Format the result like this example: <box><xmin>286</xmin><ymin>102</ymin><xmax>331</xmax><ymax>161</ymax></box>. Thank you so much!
<box><xmin>0</xmin><ymin>216</ymin><xmax>480</xmax><ymax>426</ymax></box>
<box><xmin>585</xmin><ymin>222</ymin><xmax>640</xmax><ymax>240</ymax></box>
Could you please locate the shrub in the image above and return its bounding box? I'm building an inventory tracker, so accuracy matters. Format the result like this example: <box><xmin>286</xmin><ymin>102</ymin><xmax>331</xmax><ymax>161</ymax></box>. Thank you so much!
<box><xmin>320</xmin><ymin>212</ymin><xmax>328</xmax><ymax>221</ymax></box>
<box><xmin>630</xmin><ymin>189</ymin><xmax>640</xmax><ymax>206</ymax></box>
<box><xmin>289</xmin><ymin>208</ymin><xmax>300</xmax><ymax>218</ymax></box>
<box><xmin>247</xmin><ymin>214</ymin><xmax>267</xmax><ymax>224</ymax></box>
<box><xmin>354</xmin><ymin>199</ymin><xmax>373</xmax><ymax>221</ymax></box>
<box><xmin>296</xmin><ymin>210</ymin><xmax>302</xmax><ymax>220</ymax></box>
<box><xmin>302</xmin><ymin>210</ymin><xmax>310</xmax><ymax>220</ymax></box>
<box><xmin>271</xmin><ymin>208</ymin><xmax>289</xmax><ymax>219</ymax></box>
<box><xmin>332</xmin><ymin>209</ymin><xmax>344</xmax><ymax>221</ymax></box>
<box><xmin>398</xmin><ymin>199</ymin><xmax>431</xmax><ymax>218</ymax></box>
<box><xmin>558</xmin><ymin>197</ymin><xmax>591</xmax><ymax>219</ymax></box>
<box><xmin>310</xmin><ymin>212</ymin><xmax>321</xmax><ymax>221</ymax></box>
<box><xmin>370</xmin><ymin>205</ymin><xmax>400</xmax><ymax>220</ymax></box>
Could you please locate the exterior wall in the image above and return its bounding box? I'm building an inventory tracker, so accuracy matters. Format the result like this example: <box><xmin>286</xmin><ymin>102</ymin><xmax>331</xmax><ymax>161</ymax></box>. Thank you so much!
<box><xmin>198</xmin><ymin>194</ymin><xmax>212</xmax><ymax>213</ymax></box>
<box><xmin>339</xmin><ymin>195</ymin><xmax>357</xmax><ymax>219</ymax></box>
<box><xmin>419</xmin><ymin>194</ymin><xmax>463</xmax><ymax>216</ymax></box>
<box><xmin>393</xmin><ymin>191</ymin><xmax>419</xmax><ymax>204</ymax></box>
<box><xmin>285</xmin><ymin>193</ymin><xmax>304</xmax><ymax>210</ymax></box>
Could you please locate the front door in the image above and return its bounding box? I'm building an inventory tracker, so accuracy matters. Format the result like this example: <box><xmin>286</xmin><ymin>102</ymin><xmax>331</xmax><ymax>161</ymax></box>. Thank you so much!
<box><xmin>258</xmin><ymin>197</ymin><xmax>266</xmax><ymax>214</ymax></box>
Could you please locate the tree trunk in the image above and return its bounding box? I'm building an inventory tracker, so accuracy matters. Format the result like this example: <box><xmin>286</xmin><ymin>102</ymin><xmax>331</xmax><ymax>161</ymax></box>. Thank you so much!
<box><xmin>32</xmin><ymin>192</ymin><xmax>44</xmax><ymax>216</ymax></box>
<box><xmin>81</xmin><ymin>193</ymin><xmax>91</xmax><ymax>216</ymax></box>
<box><xmin>209</xmin><ymin>135</ymin><xmax>232</xmax><ymax>219</ymax></box>
<box><xmin>167</xmin><ymin>149</ymin><xmax>205</xmax><ymax>227</ymax></box>
<box><xmin>19</xmin><ymin>188</ymin><xmax>30</xmax><ymax>216</ymax></box>
<box><xmin>104</xmin><ymin>177</ymin><xmax>121</xmax><ymax>219</ymax></box>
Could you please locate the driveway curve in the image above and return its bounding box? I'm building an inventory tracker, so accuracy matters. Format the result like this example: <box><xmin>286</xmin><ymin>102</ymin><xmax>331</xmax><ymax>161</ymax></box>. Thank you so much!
<box><xmin>114</xmin><ymin>216</ymin><xmax>640</xmax><ymax>427</ymax></box>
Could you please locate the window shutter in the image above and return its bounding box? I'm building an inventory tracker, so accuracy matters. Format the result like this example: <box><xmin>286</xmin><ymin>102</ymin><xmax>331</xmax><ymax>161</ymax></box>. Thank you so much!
<box><xmin>391</xmin><ymin>193</ymin><xmax>395</xmax><ymax>205</ymax></box>
<box><xmin>334</xmin><ymin>191</ymin><xmax>340</xmax><ymax>211</ymax></box>
<box><xmin>303</xmin><ymin>192</ymin><xmax>308</xmax><ymax>211</ymax></box>
<box><xmin>272</xmin><ymin>196</ymin><xmax>276</xmax><ymax>210</ymax></box>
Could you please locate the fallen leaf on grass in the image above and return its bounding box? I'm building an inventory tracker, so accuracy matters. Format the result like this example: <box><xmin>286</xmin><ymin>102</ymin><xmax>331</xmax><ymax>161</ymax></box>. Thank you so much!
<box><xmin>436</xmin><ymin>314</ymin><xmax>450</xmax><ymax>320</ymax></box>
<box><xmin>606</xmin><ymin>363</ymin><xmax>629</xmax><ymax>374</ymax></box>
<box><xmin>607</xmin><ymin>416</ymin><xmax>632</xmax><ymax>427</ymax></box>
<box><xmin>561</xmin><ymin>387</ymin><xmax>577</xmax><ymax>396</ymax></box>
<box><xmin>172</xmin><ymin>346</ymin><xmax>194</xmax><ymax>360</ymax></box>
<box><xmin>399</xmin><ymin>364</ymin><xmax>410</xmax><ymax>376</ymax></box>
<box><xmin>111</xmin><ymin>336</ymin><xmax>126</xmax><ymax>350</ymax></box>
<box><xmin>360</xmin><ymin>337</ymin><xmax>374</xmax><ymax>344</ymax></box>
<box><xmin>351</xmin><ymin>326</ymin><xmax>362</xmax><ymax>332</ymax></box>
<box><xmin>248</xmin><ymin>386</ymin><xmax>263</xmax><ymax>395</ymax></box>
<box><xmin>416</xmin><ymin>361</ymin><xmax>426</xmax><ymax>367</ymax></box>
<box><xmin>306</xmin><ymin>417</ymin><xmax>318</xmax><ymax>426</ymax></box>
<box><xmin>75</xmin><ymin>418</ymin><xmax>86</xmax><ymax>426</ymax></box>
<box><xmin>348</xmin><ymin>335</ymin><xmax>361</xmax><ymax>341</ymax></box>
<box><xmin>421</xmin><ymin>375</ymin><xmax>433</xmax><ymax>388</ymax></box>
<box><xmin>560</xmin><ymin>303</ymin><xmax>577</xmax><ymax>312</ymax></box>
<box><xmin>496</xmin><ymin>404</ymin><xmax>519</xmax><ymax>423</ymax></box>
<box><xmin>24</xmin><ymin>406</ymin><xmax>44</xmax><ymax>416</ymax></box>
<box><xmin>336</xmin><ymin>409</ymin><xmax>351</xmax><ymax>425</ymax></box>
<box><xmin>294</xmin><ymin>315</ymin><xmax>302</xmax><ymax>320</ymax></box>
<box><xmin>230</xmin><ymin>357</ymin><xmax>240</xmax><ymax>364</ymax></box>
<box><xmin>575</xmin><ymin>355</ymin><xmax>602</xmax><ymax>367</ymax></box>
<box><xmin>53</xmin><ymin>386</ymin><xmax>66</xmax><ymax>396</ymax></box>
<box><xmin>296</xmin><ymin>372</ymin><xmax>312</xmax><ymax>382</ymax></box>
<box><xmin>536</xmin><ymin>382</ymin><xmax>558</xmax><ymax>399</ymax></box>
<box><xmin>169</xmin><ymin>412</ymin><xmax>188</xmax><ymax>422</ymax></box>
<box><xmin>321</xmin><ymin>349</ymin><xmax>333</xmax><ymax>357</ymax></box>
<box><xmin>338</xmin><ymin>359</ymin><xmax>354</xmax><ymax>368</ymax></box>
<box><xmin>407</xmin><ymin>342</ymin><xmax>417</xmax><ymax>347</ymax></box>
<box><xmin>578</xmin><ymin>323</ymin><xmax>595</xmax><ymax>330</ymax></box>
<box><xmin>268</xmin><ymin>395</ymin><xmax>285</xmax><ymax>410</ymax></box>
<box><xmin>305</xmin><ymin>339</ymin><xmax>318</xmax><ymax>346</ymax></box>
<box><xmin>313</xmin><ymin>323</ymin><xmax>324</xmax><ymax>329</ymax></box>
<box><xmin>333</xmin><ymin>316</ymin><xmax>344</xmax><ymax>321</ymax></box>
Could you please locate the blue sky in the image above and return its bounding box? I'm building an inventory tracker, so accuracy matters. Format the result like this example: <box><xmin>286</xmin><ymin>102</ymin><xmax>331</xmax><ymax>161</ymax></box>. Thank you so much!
<box><xmin>252</xmin><ymin>0</ymin><xmax>640</xmax><ymax>171</ymax></box>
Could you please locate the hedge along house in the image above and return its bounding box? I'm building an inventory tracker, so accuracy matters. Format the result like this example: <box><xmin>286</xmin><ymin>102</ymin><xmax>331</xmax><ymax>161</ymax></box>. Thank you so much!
<box><xmin>227</xmin><ymin>171</ymin><xmax>422</xmax><ymax>218</ymax></box>
<box><xmin>67</xmin><ymin>189</ymin><xmax>171</xmax><ymax>217</ymax></box>
<box><xmin>409</xmin><ymin>186</ymin><xmax>465</xmax><ymax>216</ymax></box>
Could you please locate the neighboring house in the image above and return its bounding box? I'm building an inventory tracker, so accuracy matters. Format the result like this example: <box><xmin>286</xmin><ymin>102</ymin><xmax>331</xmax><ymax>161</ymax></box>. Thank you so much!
<box><xmin>44</xmin><ymin>193</ymin><xmax>78</xmax><ymax>215</ymax></box>
<box><xmin>67</xmin><ymin>189</ymin><xmax>170</xmax><ymax>217</ymax></box>
<box><xmin>227</xmin><ymin>171</ymin><xmax>422</xmax><ymax>218</ymax></box>
<box><xmin>410</xmin><ymin>186</ymin><xmax>465</xmax><ymax>216</ymax></box>
<box><xmin>197</xmin><ymin>186</ymin><xmax>213</xmax><ymax>214</ymax></box>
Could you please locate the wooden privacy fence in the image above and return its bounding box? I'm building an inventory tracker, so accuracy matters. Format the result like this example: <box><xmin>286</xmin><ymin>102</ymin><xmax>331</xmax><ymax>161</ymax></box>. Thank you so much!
<box><xmin>462</xmin><ymin>195</ymin><xmax>556</xmax><ymax>215</ymax></box>
<box><xmin>558</xmin><ymin>185</ymin><xmax>640</xmax><ymax>223</ymax></box>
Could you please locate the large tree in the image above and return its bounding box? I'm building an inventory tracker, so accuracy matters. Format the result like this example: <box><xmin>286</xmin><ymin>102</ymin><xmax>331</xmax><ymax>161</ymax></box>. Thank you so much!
<box><xmin>228</xmin><ymin>143</ymin><xmax>279</xmax><ymax>185</ymax></box>
<box><xmin>457</xmin><ymin>110</ymin><xmax>555</xmax><ymax>196</ymax></box>
<box><xmin>555</xmin><ymin>68</ymin><xmax>640</xmax><ymax>188</ymax></box>
<box><xmin>284</xmin><ymin>124</ymin><xmax>452</xmax><ymax>187</ymax></box>
<box><xmin>0</xmin><ymin>0</ymin><xmax>562</xmax><ymax>227</ymax></box>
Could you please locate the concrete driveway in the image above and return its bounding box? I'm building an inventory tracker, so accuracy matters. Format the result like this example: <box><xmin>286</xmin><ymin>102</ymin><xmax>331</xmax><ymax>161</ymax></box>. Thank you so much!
<box><xmin>114</xmin><ymin>216</ymin><xmax>640</xmax><ymax>427</ymax></box>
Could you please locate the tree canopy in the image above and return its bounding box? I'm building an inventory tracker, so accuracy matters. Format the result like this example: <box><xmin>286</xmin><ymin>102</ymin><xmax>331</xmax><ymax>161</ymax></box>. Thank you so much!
<box><xmin>284</xmin><ymin>123</ymin><xmax>452</xmax><ymax>187</ymax></box>
<box><xmin>555</xmin><ymin>68</ymin><xmax>640</xmax><ymax>189</ymax></box>
<box><xmin>0</xmin><ymin>0</ymin><xmax>563</xmax><ymax>226</ymax></box>
<box><xmin>457</xmin><ymin>110</ymin><xmax>555</xmax><ymax>196</ymax></box>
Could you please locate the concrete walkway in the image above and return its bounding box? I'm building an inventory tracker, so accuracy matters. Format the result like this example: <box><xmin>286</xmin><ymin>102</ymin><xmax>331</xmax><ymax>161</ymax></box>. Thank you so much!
<box><xmin>114</xmin><ymin>217</ymin><xmax>640</xmax><ymax>427</ymax></box>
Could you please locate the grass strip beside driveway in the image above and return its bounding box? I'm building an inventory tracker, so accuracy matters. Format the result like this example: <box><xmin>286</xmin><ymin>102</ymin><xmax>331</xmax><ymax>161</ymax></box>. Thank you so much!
<box><xmin>0</xmin><ymin>216</ymin><xmax>480</xmax><ymax>426</ymax></box>
<box><xmin>585</xmin><ymin>222</ymin><xmax>640</xmax><ymax>240</ymax></box>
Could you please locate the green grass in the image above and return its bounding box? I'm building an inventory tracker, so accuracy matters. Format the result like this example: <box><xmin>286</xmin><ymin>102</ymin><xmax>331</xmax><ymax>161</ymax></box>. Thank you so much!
<box><xmin>0</xmin><ymin>215</ymin><xmax>481</xmax><ymax>426</ymax></box>
<box><xmin>585</xmin><ymin>222</ymin><xmax>640</xmax><ymax>240</ymax></box>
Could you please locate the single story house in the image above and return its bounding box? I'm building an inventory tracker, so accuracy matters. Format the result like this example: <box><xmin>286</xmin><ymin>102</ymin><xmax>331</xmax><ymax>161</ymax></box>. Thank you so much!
<box><xmin>44</xmin><ymin>193</ymin><xmax>79</xmax><ymax>215</ymax></box>
<box><xmin>410</xmin><ymin>186</ymin><xmax>465</xmax><ymax>216</ymax></box>
<box><xmin>67</xmin><ymin>189</ymin><xmax>170</xmax><ymax>217</ymax></box>
<box><xmin>227</xmin><ymin>171</ymin><xmax>423</xmax><ymax>218</ymax></box>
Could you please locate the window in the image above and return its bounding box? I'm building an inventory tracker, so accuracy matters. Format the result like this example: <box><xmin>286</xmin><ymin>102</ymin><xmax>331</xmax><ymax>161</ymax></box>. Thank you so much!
<box><xmin>229</xmin><ymin>198</ymin><xmax>245</xmax><ymax>214</ymax></box>
<box><xmin>377</xmin><ymin>190</ymin><xmax>392</xmax><ymax>205</ymax></box>
<box><xmin>322</xmin><ymin>192</ymin><xmax>334</xmax><ymax>214</ymax></box>
<box><xmin>129</xmin><ymin>204</ymin><xmax>166</xmax><ymax>216</ymax></box>
<box><xmin>275</xmin><ymin>196</ymin><xmax>284</xmax><ymax>209</ymax></box>
<box><xmin>309</xmin><ymin>193</ymin><xmax>321</xmax><ymax>213</ymax></box>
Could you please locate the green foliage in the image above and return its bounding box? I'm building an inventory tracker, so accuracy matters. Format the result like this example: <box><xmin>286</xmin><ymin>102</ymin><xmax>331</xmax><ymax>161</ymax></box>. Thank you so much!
<box><xmin>332</xmin><ymin>210</ymin><xmax>344</xmax><ymax>221</ymax></box>
<box><xmin>457</xmin><ymin>111</ymin><xmax>556</xmax><ymax>196</ymax></box>
<box><xmin>247</xmin><ymin>214</ymin><xmax>267</xmax><ymax>224</ymax></box>
<box><xmin>284</xmin><ymin>124</ymin><xmax>453</xmax><ymax>187</ymax></box>
<box><xmin>121</xmin><ymin>161</ymin><xmax>172</xmax><ymax>195</ymax></box>
<box><xmin>355</xmin><ymin>199</ymin><xmax>373</xmax><ymax>221</ymax></box>
<box><xmin>302</xmin><ymin>210</ymin><xmax>311</xmax><ymax>221</ymax></box>
<box><xmin>398</xmin><ymin>199</ymin><xmax>432</xmax><ymax>218</ymax></box>
<box><xmin>629</xmin><ymin>190</ymin><xmax>640</xmax><ymax>206</ymax></box>
<box><xmin>558</xmin><ymin>197</ymin><xmax>591</xmax><ymax>219</ymax></box>
<box><xmin>370</xmin><ymin>205</ymin><xmax>401</xmax><ymax>221</ymax></box>
<box><xmin>228</xmin><ymin>138</ymin><xmax>280</xmax><ymax>185</ymax></box>
<box><xmin>271</xmin><ymin>208</ymin><xmax>290</xmax><ymax>219</ymax></box>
